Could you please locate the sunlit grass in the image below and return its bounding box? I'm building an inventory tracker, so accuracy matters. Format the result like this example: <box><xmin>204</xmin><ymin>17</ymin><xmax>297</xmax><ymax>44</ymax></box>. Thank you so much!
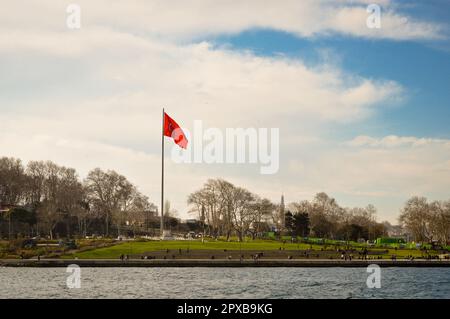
<box><xmin>65</xmin><ymin>239</ymin><xmax>428</xmax><ymax>259</ymax></box>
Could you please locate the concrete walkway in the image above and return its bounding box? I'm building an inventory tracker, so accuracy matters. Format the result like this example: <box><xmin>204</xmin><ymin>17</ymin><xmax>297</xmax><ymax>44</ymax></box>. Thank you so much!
<box><xmin>1</xmin><ymin>259</ymin><xmax>449</xmax><ymax>267</ymax></box>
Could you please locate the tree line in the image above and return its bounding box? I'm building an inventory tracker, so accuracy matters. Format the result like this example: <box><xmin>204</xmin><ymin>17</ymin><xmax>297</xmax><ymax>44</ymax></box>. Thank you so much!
<box><xmin>187</xmin><ymin>179</ymin><xmax>275</xmax><ymax>241</ymax></box>
<box><xmin>187</xmin><ymin>179</ymin><xmax>386</xmax><ymax>241</ymax></box>
<box><xmin>0</xmin><ymin>157</ymin><xmax>157</xmax><ymax>239</ymax></box>
<box><xmin>188</xmin><ymin>179</ymin><xmax>450</xmax><ymax>244</ymax></box>
<box><xmin>2</xmin><ymin>157</ymin><xmax>449</xmax><ymax>243</ymax></box>
<box><xmin>399</xmin><ymin>196</ymin><xmax>450</xmax><ymax>244</ymax></box>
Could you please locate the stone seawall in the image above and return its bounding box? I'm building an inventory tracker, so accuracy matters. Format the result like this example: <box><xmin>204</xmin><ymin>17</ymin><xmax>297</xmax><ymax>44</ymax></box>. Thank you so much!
<box><xmin>1</xmin><ymin>259</ymin><xmax>449</xmax><ymax>267</ymax></box>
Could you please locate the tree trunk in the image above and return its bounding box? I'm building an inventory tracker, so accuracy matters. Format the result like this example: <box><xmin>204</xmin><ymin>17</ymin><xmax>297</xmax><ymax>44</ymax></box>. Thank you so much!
<box><xmin>238</xmin><ymin>230</ymin><xmax>243</xmax><ymax>242</ymax></box>
<box><xmin>67</xmin><ymin>217</ymin><xmax>71</xmax><ymax>239</ymax></box>
<box><xmin>105</xmin><ymin>213</ymin><xmax>109</xmax><ymax>237</ymax></box>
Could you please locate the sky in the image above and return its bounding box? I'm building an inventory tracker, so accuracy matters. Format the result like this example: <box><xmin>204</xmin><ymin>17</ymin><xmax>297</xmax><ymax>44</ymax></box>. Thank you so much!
<box><xmin>1</xmin><ymin>0</ymin><xmax>449</xmax><ymax>223</ymax></box>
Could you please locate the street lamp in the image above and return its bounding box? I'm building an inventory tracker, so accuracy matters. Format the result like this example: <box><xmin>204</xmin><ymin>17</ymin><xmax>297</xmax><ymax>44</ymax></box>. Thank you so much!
<box><xmin>0</xmin><ymin>208</ymin><xmax>12</xmax><ymax>240</ymax></box>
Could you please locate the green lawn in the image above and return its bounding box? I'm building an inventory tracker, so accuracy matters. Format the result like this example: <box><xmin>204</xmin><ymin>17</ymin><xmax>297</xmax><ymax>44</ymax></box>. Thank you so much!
<box><xmin>64</xmin><ymin>239</ymin><xmax>429</xmax><ymax>259</ymax></box>
<box><xmin>67</xmin><ymin>240</ymin><xmax>323</xmax><ymax>259</ymax></box>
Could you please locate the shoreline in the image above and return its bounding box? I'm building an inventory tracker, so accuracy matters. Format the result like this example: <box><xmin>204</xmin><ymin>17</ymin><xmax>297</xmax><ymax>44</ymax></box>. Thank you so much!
<box><xmin>1</xmin><ymin>259</ymin><xmax>449</xmax><ymax>268</ymax></box>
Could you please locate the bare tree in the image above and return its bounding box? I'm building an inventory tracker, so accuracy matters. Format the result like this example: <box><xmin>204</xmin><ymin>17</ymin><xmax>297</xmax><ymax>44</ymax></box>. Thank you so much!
<box><xmin>229</xmin><ymin>187</ymin><xmax>255</xmax><ymax>242</ymax></box>
<box><xmin>311</xmin><ymin>192</ymin><xmax>344</xmax><ymax>239</ymax></box>
<box><xmin>428</xmin><ymin>200</ymin><xmax>450</xmax><ymax>244</ymax></box>
<box><xmin>31</xmin><ymin>161</ymin><xmax>83</xmax><ymax>239</ymax></box>
<box><xmin>188</xmin><ymin>179</ymin><xmax>229</xmax><ymax>238</ymax></box>
<box><xmin>0</xmin><ymin>157</ymin><xmax>26</xmax><ymax>205</ymax></box>
<box><xmin>84</xmin><ymin>168</ymin><xmax>134</xmax><ymax>237</ymax></box>
<box><xmin>127</xmin><ymin>192</ymin><xmax>156</xmax><ymax>235</ymax></box>
<box><xmin>25</xmin><ymin>161</ymin><xmax>47</xmax><ymax>205</ymax></box>
<box><xmin>188</xmin><ymin>178</ymin><xmax>259</xmax><ymax>241</ymax></box>
<box><xmin>399</xmin><ymin>196</ymin><xmax>432</xmax><ymax>243</ymax></box>
<box><xmin>248</xmin><ymin>197</ymin><xmax>274</xmax><ymax>239</ymax></box>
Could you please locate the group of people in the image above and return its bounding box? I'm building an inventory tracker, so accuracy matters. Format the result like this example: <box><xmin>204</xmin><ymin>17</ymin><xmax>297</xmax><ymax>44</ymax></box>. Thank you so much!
<box><xmin>340</xmin><ymin>253</ymin><xmax>354</xmax><ymax>261</ymax></box>
<box><xmin>140</xmin><ymin>255</ymin><xmax>155</xmax><ymax>260</ymax></box>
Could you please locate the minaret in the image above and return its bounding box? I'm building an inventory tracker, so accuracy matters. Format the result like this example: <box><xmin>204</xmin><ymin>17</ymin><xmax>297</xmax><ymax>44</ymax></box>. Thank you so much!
<box><xmin>280</xmin><ymin>194</ymin><xmax>285</xmax><ymax>230</ymax></box>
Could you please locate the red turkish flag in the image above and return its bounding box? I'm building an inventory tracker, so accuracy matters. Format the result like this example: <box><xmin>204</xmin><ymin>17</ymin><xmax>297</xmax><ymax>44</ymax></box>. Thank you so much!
<box><xmin>164</xmin><ymin>112</ymin><xmax>188</xmax><ymax>149</ymax></box>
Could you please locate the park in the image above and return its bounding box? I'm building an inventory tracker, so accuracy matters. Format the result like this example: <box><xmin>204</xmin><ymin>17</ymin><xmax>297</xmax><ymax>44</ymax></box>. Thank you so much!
<box><xmin>1</xmin><ymin>235</ymin><xmax>449</xmax><ymax>268</ymax></box>
<box><xmin>1</xmin><ymin>156</ymin><xmax>449</xmax><ymax>266</ymax></box>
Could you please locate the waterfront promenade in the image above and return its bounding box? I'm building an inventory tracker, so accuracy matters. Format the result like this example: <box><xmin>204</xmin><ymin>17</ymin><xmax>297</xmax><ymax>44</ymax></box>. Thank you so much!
<box><xmin>1</xmin><ymin>259</ymin><xmax>449</xmax><ymax>268</ymax></box>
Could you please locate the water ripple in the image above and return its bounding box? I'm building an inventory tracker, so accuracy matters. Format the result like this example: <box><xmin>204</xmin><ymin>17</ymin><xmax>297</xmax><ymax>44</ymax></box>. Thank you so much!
<box><xmin>0</xmin><ymin>267</ymin><xmax>448</xmax><ymax>299</ymax></box>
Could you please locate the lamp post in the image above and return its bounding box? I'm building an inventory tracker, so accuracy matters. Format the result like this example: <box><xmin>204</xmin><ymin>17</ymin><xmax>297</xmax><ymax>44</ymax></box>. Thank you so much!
<box><xmin>239</xmin><ymin>235</ymin><xmax>243</xmax><ymax>262</ymax></box>
<box><xmin>2</xmin><ymin>208</ymin><xmax>12</xmax><ymax>240</ymax></box>
<box><xmin>8</xmin><ymin>210</ymin><xmax>11</xmax><ymax>240</ymax></box>
<box><xmin>0</xmin><ymin>202</ymin><xmax>12</xmax><ymax>240</ymax></box>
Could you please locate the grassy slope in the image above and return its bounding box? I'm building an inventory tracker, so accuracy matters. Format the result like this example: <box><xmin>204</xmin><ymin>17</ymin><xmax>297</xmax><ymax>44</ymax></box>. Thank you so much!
<box><xmin>68</xmin><ymin>240</ymin><xmax>314</xmax><ymax>259</ymax></box>
<box><xmin>67</xmin><ymin>240</ymin><xmax>427</xmax><ymax>259</ymax></box>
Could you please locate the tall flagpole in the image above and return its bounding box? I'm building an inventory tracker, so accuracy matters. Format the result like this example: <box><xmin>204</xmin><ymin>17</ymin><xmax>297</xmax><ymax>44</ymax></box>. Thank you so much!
<box><xmin>161</xmin><ymin>107</ymin><xmax>165</xmax><ymax>237</ymax></box>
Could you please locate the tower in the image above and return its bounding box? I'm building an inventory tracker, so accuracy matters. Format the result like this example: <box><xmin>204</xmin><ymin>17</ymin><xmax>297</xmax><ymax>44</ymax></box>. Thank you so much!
<box><xmin>279</xmin><ymin>194</ymin><xmax>285</xmax><ymax>230</ymax></box>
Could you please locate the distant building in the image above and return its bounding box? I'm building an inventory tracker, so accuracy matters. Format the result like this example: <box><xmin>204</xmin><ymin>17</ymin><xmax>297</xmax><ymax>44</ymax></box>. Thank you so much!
<box><xmin>185</xmin><ymin>219</ymin><xmax>199</xmax><ymax>225</ymax></box>
<box><xmin>125</xmin><ymin>210</ymin><xmax>158</xmax><ymax>227</ymax></box>
<box><xmin>383</xmin><ymin>222</ymin><xmax>406</xmax><ymax>238</ymax></box>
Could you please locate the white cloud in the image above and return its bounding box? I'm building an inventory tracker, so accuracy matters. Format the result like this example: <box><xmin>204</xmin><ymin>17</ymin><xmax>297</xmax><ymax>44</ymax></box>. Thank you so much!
<box><xmin>0</xmin><ymin>28</ymin><xmax>403</xmax><ymax>217</ymax></box>
<box><xmin>0</xmin><ymin>0</ymin><xmax>444</xmax><ymax>42</ymax></box>
<box><xmin>0</xmin><ymin>1</ymin><xmax>447</xmax><ymax>223</ymax></box>
<box><xmin>0</xmin><ymin>27</ymin><xmax>404</xmax><ymax>138</ymax></box>
<box><xmin>346</xmin><ymin>135</ymin><xmax>450</xmax><ymax>148</ymax></box>
<box><xmin>283</xmin><ymin>135</ymin><xmax>450</xmax><ymax>221</ymax></box>
<box><xmin>327</xmin><ymin>5</ymin><xmax>443</xmax><ymax>40</ymax></box>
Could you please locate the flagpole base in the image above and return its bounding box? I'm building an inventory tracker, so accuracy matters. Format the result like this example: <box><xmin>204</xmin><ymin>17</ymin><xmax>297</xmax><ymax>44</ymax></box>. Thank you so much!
<box><xmin>160</xmin><ymin>230</ymin><xmax>174</xmax><ymax>241</ymax></box>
